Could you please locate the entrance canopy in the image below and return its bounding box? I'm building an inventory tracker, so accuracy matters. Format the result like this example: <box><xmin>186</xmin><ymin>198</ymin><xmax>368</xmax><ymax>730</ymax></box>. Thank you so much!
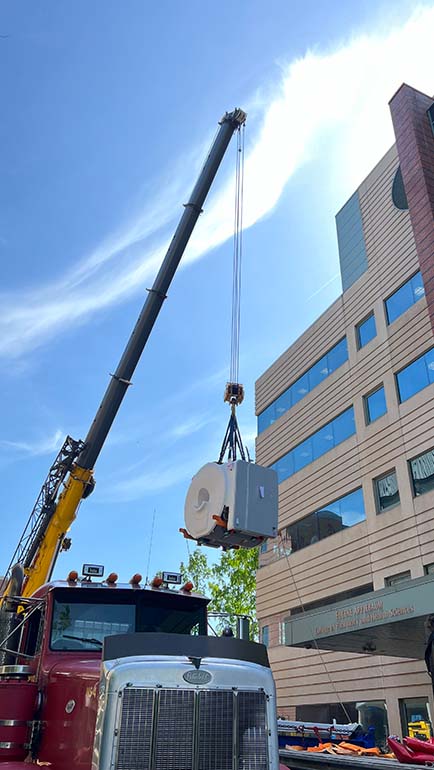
<box><xmin>285</xmin><ymin>574</ymin><xmax>434</xmax><ymax>659</ymax></box>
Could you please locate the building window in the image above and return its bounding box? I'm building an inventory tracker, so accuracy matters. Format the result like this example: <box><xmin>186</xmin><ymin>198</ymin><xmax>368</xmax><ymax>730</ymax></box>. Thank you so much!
<box><xmin>375</xmin><ymin>471</ymin><xmax>400</xmax><ymax>512</ymax></box>
<box><xmin>424</xmin><ymin>563</ymin><xmax>434</xmax><ymax>575</ymax></box>
<box><xmin>399</xmin><ymin>698</ymin><xmax>432</xmax><ymax>741</ymax></box>
<box><xmin>410</xmin><ymin>448</ymin><xmax>434</xmax><ymax>497</ymax></box>
<box><xmin>271</xmin><ymin>407</ymin><xmax>355</xmax><ymax>483</ymax></box>
<box><xmin>278</xmin><ymin>621</ymin><xmax>286</xmax><ymax>646</ymax></box>
<box><xmin>364</xmin><ymin>386</ymin><xmax>387</xmax><ymax>424</ymax></box>
<box><xmin>336</xmin><ymin>191</ymin><xmax>368</xmax><ymax>292</ymax></box>
<box><xmin>391</xmin><ymin>166</ymin><xmax>409</xmax><ymax>210</ymax></box>
<box><xmin>428</xmin><ymin>103</ymin><xmax>434</xmax><ymax>136</ymax></box>
<box><xmin>260</xmin><ymin>541</ymin><xmax>268</xmax><ymax>553</ymax></box>
<box><xmin>385</xmin><ymin>570</ymin><xmax>411</xmax><ymax>587</ymax></box>
<box><xmin>257</xmin><ymin>338</ymin><xmax>348</xmax><ymax>434</ymax></box>
<box><xmin>356</xmin><ymin>313</ymin><xmax>377</xmax><ymax>349</ymax></box>
<box><xmin>261</xmin><ymin>625</ymin><xmax>269</xmax><ymax>647</ymax></box>
<box><xmin>396</xmin><ymin>347</ymin><xmax>434</xmax><ymax>403</ymax></box>
<box><xmin>290</xmin><ymin>583</ymin><xmax>374</xmax><ymax>615</ymax></box>
<box><xmin>385</xmin><ymin>271</ymin><xmax>425</xmax><ymax>324</ymax></box>
<box><xmin>285</xmin><ymin>487</ymin><xmax>365</xmax><ymax>554</ymax></box>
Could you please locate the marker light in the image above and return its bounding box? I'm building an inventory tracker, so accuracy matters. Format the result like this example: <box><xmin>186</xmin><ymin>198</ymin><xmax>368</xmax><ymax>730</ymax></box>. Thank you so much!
<box><xmin>106</xmin><ymin>573</ymin><xmax>118</xmax><ymax>585</ymax></box>
<box><xmin>151</xmin><ymin>576</ymin><xmax>163</xmax><ymax>588</ymax></box>
<box><xmin>130</xmin><ymin>573</ymin><xmax>142</xmax><ymax>586</ymax></box>
<box><xmin>67</xmin><ymin>570</ymin><xmax>78</xmax><ymax>583</ymax></box>
<box><xmin>181</xmin><ymin>581</ymin><xmax>194</xmax><ymax>592</ymax></box>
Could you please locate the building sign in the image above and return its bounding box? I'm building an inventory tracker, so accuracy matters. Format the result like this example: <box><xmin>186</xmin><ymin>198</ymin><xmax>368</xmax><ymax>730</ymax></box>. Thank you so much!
<box><xmin>314</xmin><ymin>598</ymin><xmax>415</xmax><ymax>637</ymax></box>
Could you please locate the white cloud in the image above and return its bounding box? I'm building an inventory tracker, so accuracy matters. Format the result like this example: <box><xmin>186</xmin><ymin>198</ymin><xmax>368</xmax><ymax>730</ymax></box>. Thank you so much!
<box><xmin>2</xmin><ymin>5</ymin><xmax>434</xmax><ymax>358</ymax></box>
<box><xmin>0</xmin><ymin>429</ymin><xmax>64</xmax><ymax>457</ymax></box>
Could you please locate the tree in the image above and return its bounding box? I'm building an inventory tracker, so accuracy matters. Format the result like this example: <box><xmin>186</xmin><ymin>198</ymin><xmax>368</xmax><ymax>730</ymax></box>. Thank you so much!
<box><xmin>180</xmin><ymin>547</ymin><xmax>259</xmax><ymax>639</ymax></box>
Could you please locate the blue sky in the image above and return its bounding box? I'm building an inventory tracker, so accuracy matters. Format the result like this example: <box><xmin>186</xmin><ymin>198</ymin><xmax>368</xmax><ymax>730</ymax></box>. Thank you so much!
<box><xmin>1</xmin><ymin>1</ymin><xmax>433</xmax><ymax>584</ymax></box>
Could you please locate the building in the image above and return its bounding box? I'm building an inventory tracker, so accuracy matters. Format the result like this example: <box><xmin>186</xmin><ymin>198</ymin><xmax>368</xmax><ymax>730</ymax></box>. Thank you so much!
<box><xmin>255</xmin><ymin>83</ymin><xmax>434</xmax><ymax>742</ymax></box>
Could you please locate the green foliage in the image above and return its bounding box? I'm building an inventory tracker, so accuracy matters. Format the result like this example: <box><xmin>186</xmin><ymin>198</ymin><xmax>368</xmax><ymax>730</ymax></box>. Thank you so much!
<box><xmin>180</xmin><ymin>547</ymin><xmax>259</xmax><ymax>640</ymax></box>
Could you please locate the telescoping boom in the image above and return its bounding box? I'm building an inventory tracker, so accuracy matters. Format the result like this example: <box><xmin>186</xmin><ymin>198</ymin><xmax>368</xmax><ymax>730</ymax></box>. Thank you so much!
<box><xmin>3</xmin><ymin>108</ymin><xmax>247</xmax><ymax>599</ymax></box>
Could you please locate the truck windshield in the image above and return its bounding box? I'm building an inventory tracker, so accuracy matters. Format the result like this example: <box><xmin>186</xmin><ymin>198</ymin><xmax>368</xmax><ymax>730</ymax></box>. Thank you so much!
<box><xmin>50</xmin><ymin>589</ymin><xmax>207</xmax><ymax>650</ymax></box>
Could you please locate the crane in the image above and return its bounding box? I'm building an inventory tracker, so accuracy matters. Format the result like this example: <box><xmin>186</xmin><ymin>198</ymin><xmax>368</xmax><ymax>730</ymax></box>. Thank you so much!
<box><xmin>2</xmin><ymin>108</ymin><xmax>247</xmax><ymax>600</ymax></box>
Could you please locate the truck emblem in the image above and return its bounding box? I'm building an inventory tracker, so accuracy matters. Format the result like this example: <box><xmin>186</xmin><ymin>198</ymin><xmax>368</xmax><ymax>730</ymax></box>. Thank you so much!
<box><xmin>183</xmin><ymin>670</ymin><xmax>212</xmax><ymax>685</ymax></box>
<box><xmin>65</xmin><ymin>699</ymin><xmax>76</xmax><ymax>714</ymax></box>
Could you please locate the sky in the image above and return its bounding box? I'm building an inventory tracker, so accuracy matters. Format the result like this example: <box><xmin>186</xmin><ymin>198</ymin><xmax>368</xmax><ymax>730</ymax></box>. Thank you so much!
<box><xmin>1</xmin><ymin>0</ymin><xmax>434</xmax><ymax>585</ymax></box>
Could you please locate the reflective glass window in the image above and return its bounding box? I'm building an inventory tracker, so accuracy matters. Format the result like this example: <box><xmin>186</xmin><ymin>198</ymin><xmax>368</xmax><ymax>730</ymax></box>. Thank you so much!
<box><xmin>271</xmin><ymin>407</ymin><xmax>355</xmax><ymax>485</ymax></box>
<box><xmin>340</xmin><ymin>488</ymin><xmax>366</xmax><ymax>527</ymax></box>
<box><xmin>410</xmin><ymin>448</ymin><xmax>434</xmax><ymax>497</ymax></box>
<box><xmin>333</xmin><ymin>408</ymin><xmax>356</xmax><ymax>444</ymax></box>
<box><xmin>365</xmin><ymin>386</ymin><xmax>387</xmax><ymax>424</ymax></box>
<box><xmin>274</xmin><ymin>389</ymin><xmax>292</xmax><ymax>419</ymax></box>
<box><xmin>296</xmin><ymin>513</ymin><xmax>319</xmax><ymax>549</ymax></box>
<box><xmin>356</xmin><ymin>313</ymin><xmax>377</xmax><ymax>349</ymax></box>
<box><xmin>309</xmin><ymin>355</ymin><xmax>329</xmax><ymax>390</ymax></box>
<box><xmin>375</xmin><ymin>471</ymin><xmax>400</xmax><ymax>512</ymax></box>
<box><xmin>261</xmin><ymin>626</ymin><xmax>269</xmax><ymax>647</ymax></box>
<box><xmin>312</xmin><ymin>424</ymin><xmax>334</xmax><ymax>460</ymax></box>
<box><xmin>396</xmin><ymin>348</ymin><xmax>434</xmax><ymax>403</ymax></box>
<box><xmin>328</xmin><ymin>338</ymin><xmax>348</xmax><ymax>373</ymax></box>
<box><xmin>392</xmin><ymin>167</ymin><xmax>409</xmax><ymax>210</ymax></box>
<box><xmin>257</xmin><ymin>338</ymin><xmax>348</xmax><ymax>433</ymax></box>
<box><xmin>286</xmin><ymin>487</ymin><xmax>365</xmax><ymax>555</ymax></box>
<box><xmin>293</xmin><ymin>437</ymin><xmax>313</xmax><ymax>472</ymax></box>
<box><xmin>257</xmin><ymin>409</ymin><xmax>273</xmax><ymax>433</ymax></box>
<box><xmin>385</xmin><ymin>271</ymin><xmax>425</xmax><ymax>324</ymax></box>
<box><xmin>292</xmin><ymin>372</ymin><xmax>309</xmax><ymax>406</ymax></box>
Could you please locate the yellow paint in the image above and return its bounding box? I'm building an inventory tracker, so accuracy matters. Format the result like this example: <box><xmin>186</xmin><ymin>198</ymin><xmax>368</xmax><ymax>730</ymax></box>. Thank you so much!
<box><xmin>22</xmin><ymin>465</ymin><xmax>94</xmax><ymax>597</ymax></box>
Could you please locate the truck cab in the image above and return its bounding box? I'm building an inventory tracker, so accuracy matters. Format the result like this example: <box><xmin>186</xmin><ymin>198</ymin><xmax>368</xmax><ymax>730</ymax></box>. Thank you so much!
<box><xmin>0</xmin><ymin>573</ymin><xmax>279</xmax><ymax>770</ymax></box>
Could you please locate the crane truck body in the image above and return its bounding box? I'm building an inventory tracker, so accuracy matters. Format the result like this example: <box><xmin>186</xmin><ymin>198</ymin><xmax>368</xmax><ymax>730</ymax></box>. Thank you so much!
<box><xmin>0</xmin><ymin>109</ymin><xmax>280</xmax><ymax>769</ymax></box>
<box><xmin>0</xmin><ymin>573</ymin><xmax>278</xmax><ymax>770</ymax></box>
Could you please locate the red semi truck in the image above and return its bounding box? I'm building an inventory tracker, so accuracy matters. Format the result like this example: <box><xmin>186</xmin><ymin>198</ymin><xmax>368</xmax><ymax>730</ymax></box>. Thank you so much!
<box><xmin>0</xmin><ymin>570</ymin><xmax>278</xmax><ymax>770</ymax></box>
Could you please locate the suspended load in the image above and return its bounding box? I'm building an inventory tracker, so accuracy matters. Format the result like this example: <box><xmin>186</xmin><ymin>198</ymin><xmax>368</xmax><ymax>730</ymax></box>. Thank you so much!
<box><xmin>181</xmin><ymin>117</ymin><xmax>278</xmax><ymax>550</ymax></box>
<box><xmin>183</xmin><ymin>458</ymin><xmax>278</xmax><ymax>549</ymax></box>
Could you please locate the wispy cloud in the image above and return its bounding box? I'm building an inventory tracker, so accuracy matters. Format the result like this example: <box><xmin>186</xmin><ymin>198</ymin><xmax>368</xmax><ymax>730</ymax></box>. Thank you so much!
<box><xmin>170</xmin><ymin>415</ymin><xmax>215</xmax><ymax>440</ymax></box>
<box><xmin>2</xmin><ymin>5</ymin><xmax>433</xmax><ymax>359</ymax></box>
<box><xmin>0</xmin><ymin>429</ymin><xmax>64</xmax><ymax>457</ymax></box>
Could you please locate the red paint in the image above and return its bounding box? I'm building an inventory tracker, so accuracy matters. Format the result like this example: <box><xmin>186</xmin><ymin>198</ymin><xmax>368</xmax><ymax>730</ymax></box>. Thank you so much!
<box><xmin>0</xmin><ymin>681</ymin><xmax>38</xmax><ymax>760</ymax></box>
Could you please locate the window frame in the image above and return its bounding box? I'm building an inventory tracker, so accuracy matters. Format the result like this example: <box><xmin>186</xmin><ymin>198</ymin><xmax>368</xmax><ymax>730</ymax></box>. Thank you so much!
<box><xmin>408</xmin><ymin>446</ymin><xmax>434</xmax><ymax>498</ymax></box>
<box><xmin>396</xmin><ymin>346</ymin><xmax>434</xmax><ymax>404</ymax></box>
<box><xmin>374</xmin><ymin>469</ymin><xmax>400</xmax><ymax>514</ymax></box>
<box><xmin>385</xmin><ymin>271</ymin><xmax>425</xmax><ymax>325</ymax></box>
<box><xmin>364</xmin><ymin>384</ymin><xmax>387</xmax><ymax>425</ymax></box>
<box><xmin>356</xmin><ymin>312</ymin><xmax>377</xmax><ymax>350</ymax></box>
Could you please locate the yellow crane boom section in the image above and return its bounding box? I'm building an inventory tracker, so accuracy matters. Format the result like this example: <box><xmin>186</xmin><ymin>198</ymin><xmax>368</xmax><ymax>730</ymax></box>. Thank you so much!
<box><xmin>21</xmin><ymin>466</ymin><xmax>93</xmax><ymax>597</ymax></box>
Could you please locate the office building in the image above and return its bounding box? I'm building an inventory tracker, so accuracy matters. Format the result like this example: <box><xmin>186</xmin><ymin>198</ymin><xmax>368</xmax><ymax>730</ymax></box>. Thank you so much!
<box><xmin>255</xmin><ymin>84</ymin><xmax>434</xmax><ymax>740</ymax></box>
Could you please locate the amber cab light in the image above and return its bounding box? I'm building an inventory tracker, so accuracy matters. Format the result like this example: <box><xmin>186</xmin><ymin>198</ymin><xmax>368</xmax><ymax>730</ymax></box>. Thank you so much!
<box><xmin>130</xmin><ymin>573</ymin><xmax>142</xmax><ymax>586</ymax></box>
<box><xmin>151</xmin><ymin>576</ymin><xmax>163</xmax><ymax>588</ymax></box>
<box><xmin>106</xmin><ymin>572</ymin><xmax>118</xmax><ymax>585</ymax></box>
<box><xmin>181</xmin><ymin>581</ymin><xmax>194</xmax><ymax>592</ymax></box>
<box><xmin>67</xmin><ymin>570</ymin><xmax>78</xmax><ymax>583</ymax></box>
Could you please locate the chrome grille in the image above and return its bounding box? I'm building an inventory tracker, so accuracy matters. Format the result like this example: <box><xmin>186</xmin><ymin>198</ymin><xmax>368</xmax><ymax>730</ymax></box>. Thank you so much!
<box><xmin>154</xmin><ymin>690</ymin><xmax>194</xmax><ymax>770</ymax></box>
<box><xmin>198</xmin><ymin>691</ymin><xmax>233</xmax><ymax>770</ymax></box>
<box><xmin>114</xmin><ymin>687</ymin><xmax>268</xmax><ymax>770</ymax></box>
<box><xmin>116</xmin><ymin>688</ymin><xmax>153</xmax><ymax>770</ymax></box>
<box><xmin>238</xmin><ymin>692</ymin><xmax>268</xmax><ymax>770</ymax></box>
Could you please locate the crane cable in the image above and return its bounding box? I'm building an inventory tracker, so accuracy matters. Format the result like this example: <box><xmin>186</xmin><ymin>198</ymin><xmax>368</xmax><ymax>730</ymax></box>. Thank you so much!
<box><xmin>230</xmin><ymin>124</ymin><xmax>245</xmax><ymax>384</ymax></box>
<box><xmin>218</xmin><ymin>124</ymin><xmax>247</xmax><ymax>464</ymax></box>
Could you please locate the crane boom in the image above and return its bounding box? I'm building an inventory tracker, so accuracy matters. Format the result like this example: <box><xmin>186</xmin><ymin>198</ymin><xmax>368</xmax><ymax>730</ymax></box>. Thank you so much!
<box><xmin>4</xmin><ymin>108</ymin><xmax>246</xmax><ymax>599</ymax></box>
